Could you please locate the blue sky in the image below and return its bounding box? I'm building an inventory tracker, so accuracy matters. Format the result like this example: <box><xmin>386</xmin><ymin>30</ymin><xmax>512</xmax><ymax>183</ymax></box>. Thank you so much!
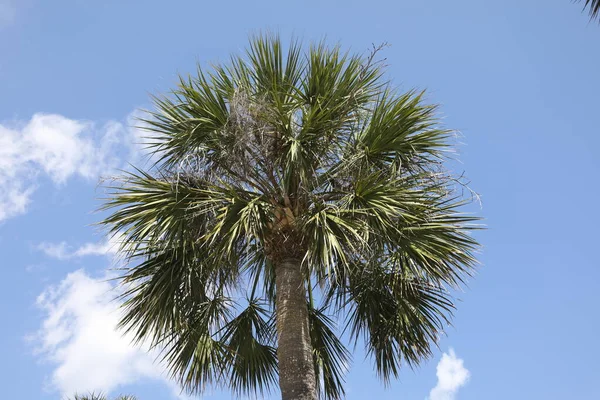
<box><xmin>1</xmin><ymin>0</ymin><xmax>599</xmax><ymax>399</ymax></box>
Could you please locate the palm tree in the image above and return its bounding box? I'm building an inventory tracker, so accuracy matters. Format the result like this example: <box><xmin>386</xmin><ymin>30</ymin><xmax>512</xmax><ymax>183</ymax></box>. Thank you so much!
<box><xmin>578</xmin><ymin>0</ymin><xmax>600</xmax><ymax>20</ymax></box>
<box><xmin>101</xmin><ymin>35</ymin><xmax>480</xmax><ymax>400</ymax></box>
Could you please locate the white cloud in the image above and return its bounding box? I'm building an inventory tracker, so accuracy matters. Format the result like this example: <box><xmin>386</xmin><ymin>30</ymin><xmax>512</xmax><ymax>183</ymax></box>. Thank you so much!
<box><xmin>31</xmin><ymin>269</ymin><xmax>173</xmax><ymax>396</ymax></box>
<box><xmin>72</xmin><ymin>238</ymin><xmax>120</xmax><ymax>257</ymax></box>
<box><xmin>37</xmin><ymin>233</ymin><xmax>124</xmax><ymax>260</ymax></box>
<box><xmin>427</xmin><ymin>349</ymin><xmax>470</xmax><ymax>400</ymax></box>
<box><xmin>0</xmin><ymin>113</ymin><xmax>142</xmax><ymax>222</ymax></box>
<box><xmin>36</xmin><ymin>242</ymin><xmax>70</xmax><ymax>260</ymax></box>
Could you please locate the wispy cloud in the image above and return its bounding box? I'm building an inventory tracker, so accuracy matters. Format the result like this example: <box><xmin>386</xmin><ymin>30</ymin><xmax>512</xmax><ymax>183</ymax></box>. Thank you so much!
<box><xmin>427</xmin><ymin>349</ymin><xmax>470</xmax><ymax>400</ymax></box>
<box><xmin>0</xmin><ymin>113</ymin><xmax>142</xmax><ymax>222</ymax></box>
<box><xmin>37</xmin><ymin>233</ymin><xmax>124</xmax><ymax>260</ymax></box>
<box><xmin>36</xmin><ymin>242</ymin><xmax>70</xmax><ymax>260</ymax></box>
<box><xmin>30</xmin><ymin>269</ymin><xmax>175</xmax><ymax>396</ymax></box>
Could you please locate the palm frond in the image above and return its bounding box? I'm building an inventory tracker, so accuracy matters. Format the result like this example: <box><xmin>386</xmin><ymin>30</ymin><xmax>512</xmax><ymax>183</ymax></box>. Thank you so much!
<box><xmin>100</xmin><ymin>168</ymin><xmax>222</xmax><ymax>256</ymax></box>
<box><xmin>308</xmin><ymin>304</ymin><xmax>350</xmax><ymax>400</ymax></box>
<box><xmin>220</xmin><ymin>299</ymin><xmax>278</xmax><ymax>396</ymax></box>
<box><xmin>356</xmin><ymin>90</ymin><xmax>451</xmax><ymax>171</ymax></box>
<box><xmin>579</xmin><ymin>0</ymin><xmax>600</xmax><ymax>21</ymax></box>
<box><xmin>344</xmin><ymin>263</ymin><xmax>455</xmax><ymax>383</ymax></box>
<box><xmin>300</xmin><ymin>203</ymin><xmax>367</xmax><ymax>283</ymax></box>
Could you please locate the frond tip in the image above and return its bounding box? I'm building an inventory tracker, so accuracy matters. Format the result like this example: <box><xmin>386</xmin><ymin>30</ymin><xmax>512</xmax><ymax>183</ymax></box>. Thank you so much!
<box><xmin>579</xmin><ymin>0</ymin><xmax>600</xmax><ymax>21</ymax></box>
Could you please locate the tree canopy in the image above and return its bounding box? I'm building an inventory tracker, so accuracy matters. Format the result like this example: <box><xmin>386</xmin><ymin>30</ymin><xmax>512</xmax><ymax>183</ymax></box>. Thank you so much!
<box><xmin>101</xmin><ymin>35</ymin><xmax>481</xmax><ymax>399</ymax></box>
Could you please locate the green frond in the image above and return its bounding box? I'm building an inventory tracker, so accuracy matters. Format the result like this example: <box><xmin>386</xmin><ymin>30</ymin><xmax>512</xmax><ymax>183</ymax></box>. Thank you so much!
<box><xmin>393</xmin><ymin>206</ymin><xmax>480</xmax><ymax>286</ymax></box>
<box><xmin>207</xmin><ymin>188</ymin><xmax>273</xmax><ymax>257</ymax></box>
<box><xmin>119</xmin><ymin>246</ymin><xmax>234</xmax><ymax>392</ymax></box>
<box><xmin>300</xmin><ymin>204</ymin><xmax>367</xmax><ymax>283</ymax></box>
<box><xmin>356</xmin><ymin>89</ymin><xmax>451</xmax><ymax>171</ymax></box>
<box><xmin>220</xmin><ymin>299</ymin><xmax>278</xmax><ymax>396</ymax></box>
<box><xmin>579</xmin><ymin>0</ymin><xmax>600</xmax><ymax>21</ymax></box>
<box><xmin>100</xmin><ymin>169</ymin><xmax>224</xmax><ymax>256</ymax></box>
<box><xmin>158</xmin><ymin>297</ymin><xmax>279</xmax><ymax>396</ymax></box>
<box><xmin>141</xmin><ymin>72</ymin><xmax>230</xmax><ymax>168</ymax></box>
<box><xmin>296</xmin><ymin>41</ymin><xmax>383</xmax><ymax>150</ymax></box>
<box><xmin>245</xmin><ymin>34</ymin><xmax>304</xmax><ymax>109</ymax></box>
<box><xmin>344</xmin><ymin>263</ymin><xmax>455</xmax><ymax>383</ymax></box>
<box><xmin>163</xmin><ymin>329</ymin><xmax>230</xmax><ymax>393</ymax></box>
<box><xmin>118</xmin><ymin>244</ymin><xmax>234</xmax><ymax>345</ymax></box>
<box><xmin>308</xmin><ymin>305</ymin><xmax>350</xmax><ymax>400</ymax></box>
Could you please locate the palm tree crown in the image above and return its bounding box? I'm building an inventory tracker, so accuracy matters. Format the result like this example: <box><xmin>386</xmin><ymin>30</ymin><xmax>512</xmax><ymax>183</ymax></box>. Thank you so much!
<box><xmin>101</xmin><ymin>35</ymin><xmax>480</xmax><ymax>399</ymax></box>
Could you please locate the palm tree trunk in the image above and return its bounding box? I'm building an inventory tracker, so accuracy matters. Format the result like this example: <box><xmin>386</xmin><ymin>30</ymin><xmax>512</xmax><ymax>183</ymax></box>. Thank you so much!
<box><xmin>275</xmin><ymin>258</ymin><xmax>318</xmax><ymax>400</ymax></box>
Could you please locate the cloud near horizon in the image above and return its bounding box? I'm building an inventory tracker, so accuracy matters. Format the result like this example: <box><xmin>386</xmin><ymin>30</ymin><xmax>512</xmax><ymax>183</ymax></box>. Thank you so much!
<box><xmin>427</xmin><ymin>349</ymin><xmax>470</xmax><ymax>400</ymax></box>
<box><xmin>30</xmin><ymin>269</ymin><xmax>174</xmax><ymax>397</ymax></box>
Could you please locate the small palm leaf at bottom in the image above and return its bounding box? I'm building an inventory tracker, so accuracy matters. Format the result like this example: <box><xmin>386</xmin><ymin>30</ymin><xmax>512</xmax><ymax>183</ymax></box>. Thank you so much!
<box><xmin>68</xmin><ymin>393</ymin><xmax>137</xmax><ymax>400</ymax></box>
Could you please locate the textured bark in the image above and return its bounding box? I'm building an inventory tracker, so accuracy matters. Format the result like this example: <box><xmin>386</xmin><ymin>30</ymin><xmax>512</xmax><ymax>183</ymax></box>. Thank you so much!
<box><xmin>275</xmin><ymin>258</ymin><xmax>318</xmax><ymax>400</ymax></box>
